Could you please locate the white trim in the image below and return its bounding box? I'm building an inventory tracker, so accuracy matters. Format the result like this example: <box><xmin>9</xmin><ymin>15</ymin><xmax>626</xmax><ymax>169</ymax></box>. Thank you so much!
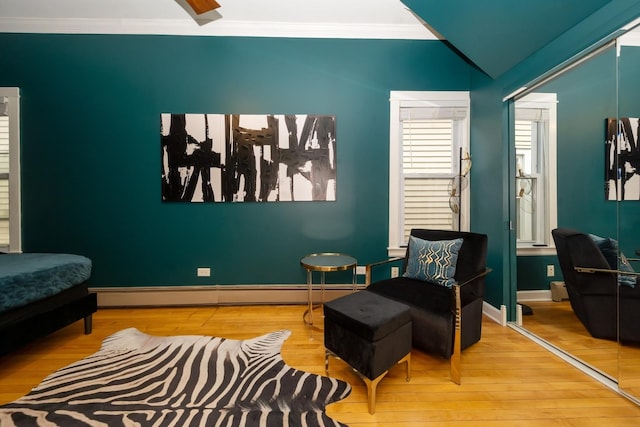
<box><xmin>620</xmin><ymin>30</ymin><xmax>640</xmax><ymax>47</ymax></box>
<box><xmin>516</xmin><ymin>246</ymin><xmax>557</xmax><ymax>256</ymax></box>
<box><xmin>482</xmin><ymin>301</ymin><xmax>504</xmax><ymax>325</ymax></box>
<box><xmin>0</xmin><ymin>17</ymin><xmax>437</xmax><ymax>40</ymax></box>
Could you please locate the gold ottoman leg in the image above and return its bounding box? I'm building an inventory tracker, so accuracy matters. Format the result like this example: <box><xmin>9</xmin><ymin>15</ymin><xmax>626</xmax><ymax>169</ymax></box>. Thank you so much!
<box><xmin>398</xmin><ymin>352</ymin><xmax>411</xmax><ymax>382</ymax></box>
<box><xmin>363</xmin><ymin>371</ymin><xmax>387</xmax><ymax>414</ymax></box>
<box><xmin>358</xmin><ymin>351</ymin><xmax>412</xmax><ymax>414</ymax></box>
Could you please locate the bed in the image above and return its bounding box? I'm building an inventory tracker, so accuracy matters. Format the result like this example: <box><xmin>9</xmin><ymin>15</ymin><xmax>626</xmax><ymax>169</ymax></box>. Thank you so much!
<box><xmin>0</xmin><ymin>253</ymin><xmax>97</xmax><ymax>357</ymax></box>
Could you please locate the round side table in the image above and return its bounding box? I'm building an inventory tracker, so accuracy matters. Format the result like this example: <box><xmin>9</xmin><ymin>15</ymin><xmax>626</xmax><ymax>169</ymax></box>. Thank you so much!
<box><xmin>300</xmin><ymin>252</ymin><xmax>357</xmax><ymax>325</ymax></box>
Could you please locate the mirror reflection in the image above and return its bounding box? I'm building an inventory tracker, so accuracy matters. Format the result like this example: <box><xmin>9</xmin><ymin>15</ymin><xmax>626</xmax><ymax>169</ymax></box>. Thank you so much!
<box><xmin>513</xmin><ymin>23</ymin><xmax>640</xmax><ymax>403</ymax></box>
<box><xmin>516</xmin><ymin>38</ymin><xmax>618</xmax><ymax>379</ymax></box>
<box><xmin>617</xmin><ymin>27</ymin><xmax>640</xmax><ymax>399</ymax></box>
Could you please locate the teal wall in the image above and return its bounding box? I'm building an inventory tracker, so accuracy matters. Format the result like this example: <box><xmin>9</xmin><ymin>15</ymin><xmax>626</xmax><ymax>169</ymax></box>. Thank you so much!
<box><xmin>465</xmin><ymin>1</ymin><xmax>640</xmax><ymax>313</ymax></box>
<box><xmin>3</xmin><ymin>0</ymin><xmax>640</xmax><ymax>310</ymax></box>
<box><xmin>468</xmin><ymin>71</ymin><xmax>510</xmax><ymax>308</ymax></box>
<box><xmin>0</xmin><ymin>34</ymin><xmax>472</xmax><ymax>287</ymax></box>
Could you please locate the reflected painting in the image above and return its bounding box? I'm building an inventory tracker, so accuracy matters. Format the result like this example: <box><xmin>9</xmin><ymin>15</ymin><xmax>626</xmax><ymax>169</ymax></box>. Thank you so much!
<box><xmin>161</xmin><ymin>114</ymin><xmax>337</xmax><ymax>202</ymax></box>
<box><xmin>606</xmin><ymin>117</ymin><xmax>640</xmax><ymax>200</ymax></box>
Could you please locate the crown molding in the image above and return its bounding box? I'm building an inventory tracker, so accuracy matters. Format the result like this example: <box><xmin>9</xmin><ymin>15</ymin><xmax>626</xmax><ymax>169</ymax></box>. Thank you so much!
<box><xmin>0</xmin><ymin>17</ymin><xmax>438</xmax><ymax>40</ymax></box>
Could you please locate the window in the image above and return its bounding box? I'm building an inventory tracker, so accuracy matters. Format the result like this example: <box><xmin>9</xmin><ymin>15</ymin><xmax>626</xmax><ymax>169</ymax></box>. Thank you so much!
<box><xmin>514</xmin><ymin>92</ymin><xmax>557</xmax><ymax>252</ymax></box>
<box><xmin>0</xmin><ymin>88</ymin><xmax>20</xmax><ymax>253</ymax></box>
<box><xmin>389</xmin><ymin>91</ymin><xmax>470</xmax><ymax>256</ymax></box>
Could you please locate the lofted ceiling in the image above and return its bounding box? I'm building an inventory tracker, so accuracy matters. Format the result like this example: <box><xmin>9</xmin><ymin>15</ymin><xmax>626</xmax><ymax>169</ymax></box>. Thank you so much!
<box><xmin>0</xmin><ymin>0</ymin><xmax>625</xmax><ymax>78</ymax></box>
<box><xmin>0</xmin><ymin>0</ymin><xmax>437</xmax><ymax>40</ymax></box>
<box><xmin>403</xmin><ymin>0</ymin><xmax>616</xmax><ymax>78</ymax></box>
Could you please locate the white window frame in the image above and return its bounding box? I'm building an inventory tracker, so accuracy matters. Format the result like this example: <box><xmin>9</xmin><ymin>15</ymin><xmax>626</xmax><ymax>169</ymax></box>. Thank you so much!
<box><xmin>389</xmin><ymin>91</ymin><xmax>470</xmax><ymax>257</ymax></box>
<box><xmin>515</xmin><ymin>92</ymin><xmax>557</xmax><ymax>255</ymax></box>
<box><xmin>0</xmin><ymin>88</ymin><xmax>21</xmax><ymax>253</ymax></box>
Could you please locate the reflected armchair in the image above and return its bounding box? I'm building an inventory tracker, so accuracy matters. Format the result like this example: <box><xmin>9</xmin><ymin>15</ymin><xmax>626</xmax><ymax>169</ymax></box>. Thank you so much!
<box><xmin>552</xmin><ymin>228</ymin><xmax>640</xmax><ymax>342</ymax></box>
<box><xmin>365</xmin><ymin>229</ymin><xmax>490</xmax><ymax>384</ymax></box>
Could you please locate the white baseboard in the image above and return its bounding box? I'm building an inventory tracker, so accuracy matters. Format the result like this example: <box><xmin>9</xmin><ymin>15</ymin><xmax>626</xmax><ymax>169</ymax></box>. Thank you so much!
<box><xmin>482</xmin><ymin>301</ymin><xmax>504</xmax><ymax>325</ymax></box>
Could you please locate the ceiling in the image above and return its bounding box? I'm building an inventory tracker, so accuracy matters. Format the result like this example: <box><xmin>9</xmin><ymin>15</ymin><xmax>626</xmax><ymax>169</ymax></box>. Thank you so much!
<box><xmin>0</xmin><ymin>0</ymin><xmax>437</xmax><ymax>40</ymax></box>
<box><xmin>403</xmin><ymin>0</ymin><xmax>616</xmax><ymax>78</ymax></box>
<box><xmin>0</xmin><ymin>0</ymin><xmax>630</xmax><ymax>78</ymax></box>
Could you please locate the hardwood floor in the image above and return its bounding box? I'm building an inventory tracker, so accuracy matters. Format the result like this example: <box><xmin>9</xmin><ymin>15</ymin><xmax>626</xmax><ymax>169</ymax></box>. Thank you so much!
<box><xmin>522</xmin><ymin>300</ymin><xmax>618</xmax><ymax>378</ymax></box>
<box><xmin>2</xmin><ymin>305</ymin><xmax>640</xmax><ymax>426</ymax></box>
<box><xmin>522</xmin><ymin>300</ymin><xmax>640</xmax><ymax>405</ymax></box>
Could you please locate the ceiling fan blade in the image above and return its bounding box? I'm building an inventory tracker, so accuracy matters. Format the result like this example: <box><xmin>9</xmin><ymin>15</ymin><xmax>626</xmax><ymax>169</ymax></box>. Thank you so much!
<box><xmin>186</xmin><ymin>0</ymin><xmax>221</xmax><ymax>15</ymax></box>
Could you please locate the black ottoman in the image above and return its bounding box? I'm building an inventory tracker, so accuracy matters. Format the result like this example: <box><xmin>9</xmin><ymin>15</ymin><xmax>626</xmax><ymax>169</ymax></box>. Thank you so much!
<box><xmin>323</xmin><ymin>290</ymin><xmax>412</xmax><ymax>414</ymax></box>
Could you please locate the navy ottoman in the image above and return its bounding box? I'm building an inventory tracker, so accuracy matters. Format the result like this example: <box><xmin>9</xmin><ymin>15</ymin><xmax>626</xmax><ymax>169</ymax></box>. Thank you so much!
<box><xmin>323</xmin><ymin>290</ymin><xmax>412</xmax><ymax>414</ymax></box>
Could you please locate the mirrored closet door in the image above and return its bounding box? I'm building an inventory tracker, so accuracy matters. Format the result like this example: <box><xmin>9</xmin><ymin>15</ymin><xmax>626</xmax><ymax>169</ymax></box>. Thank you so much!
<box><xmin>616</xmin><ymin>27</ymin><xmax>640</xmax><ymax>400</ymax></box>
<box><xmin>509</xmin><ymin>22</ymin><xmax>640</xmax><ymax>404</ymax></box>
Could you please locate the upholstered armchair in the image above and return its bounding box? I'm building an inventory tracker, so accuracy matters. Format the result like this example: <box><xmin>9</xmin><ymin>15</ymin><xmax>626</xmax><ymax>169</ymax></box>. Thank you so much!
<box><xmin>552</xmin><ymin>228</ymin><xmax>640</xmax><ymax>342</ymax></box>
<box><xmin>365</xmin><ymin>229</ymin><xmax>490</xmax><ymax>384</ymax></box>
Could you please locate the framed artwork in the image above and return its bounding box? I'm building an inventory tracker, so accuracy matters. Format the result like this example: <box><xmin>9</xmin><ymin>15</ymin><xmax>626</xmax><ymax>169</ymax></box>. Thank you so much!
<box><xmin>605</xmin><ymin>117</ymin><xmax>640</xmax><ymax>201</ymax></box>
<box><xmin>161</xmin><ymin>114</ymin><xmax>336</xmax><ymax>202</ymax></box>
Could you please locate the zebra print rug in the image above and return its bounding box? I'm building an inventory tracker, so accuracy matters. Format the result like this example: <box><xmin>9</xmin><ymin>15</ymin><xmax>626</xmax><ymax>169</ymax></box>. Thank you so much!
<box><xmin>0</xmin><ymin>328</ymin><xmax>351</xmax><ymax>426</ymax></box>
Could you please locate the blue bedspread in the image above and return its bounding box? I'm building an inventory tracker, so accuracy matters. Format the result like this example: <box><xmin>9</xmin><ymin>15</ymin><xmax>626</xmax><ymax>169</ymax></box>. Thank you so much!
<box><xmin>0</xmin><ymin>253</ymin><xmax>92</xmax><ymax>313</ymax></box>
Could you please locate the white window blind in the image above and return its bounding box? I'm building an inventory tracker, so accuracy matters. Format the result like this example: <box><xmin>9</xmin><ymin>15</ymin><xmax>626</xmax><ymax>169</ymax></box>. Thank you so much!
<box><xmin>389</xmin><ymin>91</ymin><xmax>470</xmax><ymax>254</ymax></box>
<box><xmin>0</xmin><ymin>114</ymin><xmax>9</xmax><ymax>247</ymax></box>
<box><xmin>401</xmin><ymin>118</ymin><xmax>456</xmax><ymax>241</ymax></box>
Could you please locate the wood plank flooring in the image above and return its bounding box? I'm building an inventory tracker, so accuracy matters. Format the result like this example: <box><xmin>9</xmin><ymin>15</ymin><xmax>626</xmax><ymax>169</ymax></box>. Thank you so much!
<box><xmin>2</xmin><ymin>305</ymin><xmax>640</xmax><ymax>426</ymax></box>
<box><xmin>521</xmin><ymin>300</ymin><xmax>618</xmax><ymax>378</ymax></box>
<box><xmin>522</xmin><ymin>300</ymin><xmax>640</xmax><ymax>403</ymax></box>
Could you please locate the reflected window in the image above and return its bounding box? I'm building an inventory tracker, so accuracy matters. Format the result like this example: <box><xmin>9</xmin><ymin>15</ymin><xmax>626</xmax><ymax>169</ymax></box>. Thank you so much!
<box><xmin>515</xmin><ymin>93</ymin><xmax>557</xmax><ymax>249</ymax></box>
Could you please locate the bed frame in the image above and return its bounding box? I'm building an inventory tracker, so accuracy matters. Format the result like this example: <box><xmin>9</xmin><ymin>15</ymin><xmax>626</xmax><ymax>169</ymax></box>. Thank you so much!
<box><xmin>0</xmin><ymin>282</ymin><xmax>97</xmax><ymax>357</ymax></box>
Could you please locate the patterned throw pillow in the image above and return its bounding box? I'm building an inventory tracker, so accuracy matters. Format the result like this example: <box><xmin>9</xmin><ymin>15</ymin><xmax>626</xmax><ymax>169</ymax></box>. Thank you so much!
<box><xmin>403</xmin><ymin>236</ymin><xmax>463</xmax><ymax>287</ymax></box>
<box><xmin>588</xmin><ymin>233</ymin><xmax>636</xmax><ymax>287</ymax></box>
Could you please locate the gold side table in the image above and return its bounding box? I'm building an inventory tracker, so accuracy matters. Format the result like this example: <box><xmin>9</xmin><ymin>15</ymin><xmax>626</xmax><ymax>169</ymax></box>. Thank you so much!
<box><xmin>300</xmin><ymin>252</ymin><xmax>357</xmax><ymax>325</ymax></box>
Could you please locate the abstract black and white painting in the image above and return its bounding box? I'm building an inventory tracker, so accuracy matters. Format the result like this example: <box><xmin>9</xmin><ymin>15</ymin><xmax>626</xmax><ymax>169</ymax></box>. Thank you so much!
<box><xmin>605</xmin><ymin>117</ymin><xmax>640</xmax><ymax>201</ymax></box>
<box><xmin>161</xmin><ymin>114</ymin><xmax>336</xmax><ymax>202</ymax></box>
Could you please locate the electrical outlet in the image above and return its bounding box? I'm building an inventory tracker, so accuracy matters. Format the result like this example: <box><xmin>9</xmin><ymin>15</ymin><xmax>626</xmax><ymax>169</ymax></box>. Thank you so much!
<box><xmin>197</xmin><ymin>267</ymin><xmax>211</xmax><ymax>277</ymax></box>
<box><xmin>356</xmin><ymin>265</ymin><xmax>366</xmax><ymax>275</ymax></box>
<box><xmin>546</xmin><ymin>265</ymin><xmax>554</xmax><ymax>277</ymax></box>
<box><xmin>391</xmin><ymin>266</ymin><xmax>400</xmax><ymax>278</ymax></box>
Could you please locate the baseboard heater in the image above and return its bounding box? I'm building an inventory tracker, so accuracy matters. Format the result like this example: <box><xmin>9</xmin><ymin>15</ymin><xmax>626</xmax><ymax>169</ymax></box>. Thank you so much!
<box><xmin>89</xmin><ymin>284</ymin><xmax>362</xmax><ymax>307</ymax></box>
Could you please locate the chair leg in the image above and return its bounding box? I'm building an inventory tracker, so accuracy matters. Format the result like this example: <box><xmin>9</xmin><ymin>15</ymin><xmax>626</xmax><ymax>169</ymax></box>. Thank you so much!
<box><xmin>84</xmin><ymin>314</ymin><xmax>93</xmax><ymax>335</ymax></box>
<box><xmin>450</xmin><ymin>284</ymin><xmax>462</xmax><ymax>385</ymax></box>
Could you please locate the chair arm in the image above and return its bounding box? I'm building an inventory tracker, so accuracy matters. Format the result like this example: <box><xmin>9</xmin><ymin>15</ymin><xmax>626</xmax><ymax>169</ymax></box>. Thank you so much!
<box><xmin>574</xmin><ymin>266</ymin><xmax>636</xmax><ymax>274</ymax></box>
<box><xmin>453</xmin><ymin>268</ymin><xmax>493</xmax><ymax>288</ymax></box>
<box><xmin>365</xmin><ymin>257</ymin><xmax>405</xmax><ymax>285</ymax></box>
